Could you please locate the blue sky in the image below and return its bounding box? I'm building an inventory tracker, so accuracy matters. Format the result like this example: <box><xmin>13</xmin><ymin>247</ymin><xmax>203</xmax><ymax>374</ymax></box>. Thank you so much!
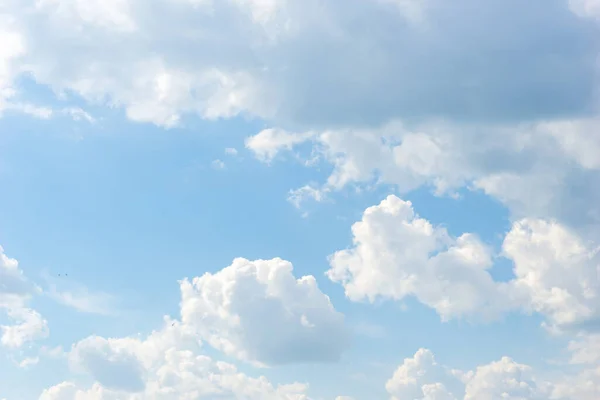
<box><xmin>1</xmin><ymin>1</ymin><xmax>600</xmax><ymax>399</ymax></box>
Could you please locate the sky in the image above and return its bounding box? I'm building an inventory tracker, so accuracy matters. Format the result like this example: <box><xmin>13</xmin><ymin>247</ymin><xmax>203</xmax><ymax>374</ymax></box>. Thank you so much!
<box><xmin>0</xmin><ymin>0</ymin><xmax>600</xmax><ymax>399</ymax></box>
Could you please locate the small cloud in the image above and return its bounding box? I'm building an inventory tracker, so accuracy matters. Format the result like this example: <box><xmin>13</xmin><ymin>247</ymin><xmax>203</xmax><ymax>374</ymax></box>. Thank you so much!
<box><xmin>61</xmin><ymin>107</ymin><xmax>95</xmax><ymax>123</ymax></box>
<box><xmin>287</xmin><ymin>185</ymin><xmax>328</xmax><ymax>209</ymax></box>
<box><xmin>211</xmin><ymin>159</ymin><xmax>226</xmax><ymax>170</ymax></box>
<box><xmin>225</xmin><ymin>147</ymin><xmax>238</xmax><ymax>156</ymax></box>
<box><xmin>7</xmin><ymin>102</ymin><xmax>53</xmax><ymax>119</ymax></box>
<box><xmin>18</xmin><ymin>356</ymin><xmax>39</xmax><ymax>368</ymax></box>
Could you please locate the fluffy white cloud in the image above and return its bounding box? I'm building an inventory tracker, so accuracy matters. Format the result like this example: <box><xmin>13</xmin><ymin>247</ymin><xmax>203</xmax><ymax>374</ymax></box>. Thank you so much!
<box><xmin>503</xmin><ymin>219</ymin><xmax>600</xmax><ymax>329</ymax></box>
<box><xmin>0</xmin><ymin>0</ymin><xmax>596</xmax><ymax>127</ymax></box>
<box><xmin>327</xmin><ymin>195</ymin><xmax>512</xmax><ymax>322</ymax></box>
<box><xmin>463</xmin><ymin>357</ymin><xmax>550</xmax><ymax>400</ymax></box>
<box><xmin>386</xmin><ymin>349</ymin><xmax>462</xmax><ymax>400</ymax></box>
<box><xmin>1</xmin><ymin>307</ymin><xmax>49</xmax><ymax>348</ymax></box>
<box><xmin>245</xmin><ymin>129</ymin><xmax>316</xmax><ymax>163</ymax></box>
<box><xmin>69</xmin><ymin>336</ymin><xmax>148</xmax><ymax>392</ymax></box>
<box><xmin>386</xmin><ymin>349</ymin><xmax>580</xmax><ymax>400</ymax></box>
<box><xmin>180</xmin><ymin>257</ymin><xmax>348</xmax><ymax>365</ymax></box>
<box><xmin>0</xmin><ymin>245</ymin><xmax>48</xmax><ymax>348</ymax></box>
<box><xmin>36</xmin><ymin>258</ymin><xmax>349</xmax><ymax>399</ymax></box>
<box><xmin>41</xmin><ymin>318</ymin><xmax>316</xmax><ymax>400</ymax></box>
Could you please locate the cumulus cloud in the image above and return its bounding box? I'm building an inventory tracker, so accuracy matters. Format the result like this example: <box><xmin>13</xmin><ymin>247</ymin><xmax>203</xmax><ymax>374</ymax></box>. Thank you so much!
<box><xmin>503</xmin><ymin>219</ymin><xmax>600</xmax><ymax>329</ymax></box>
<box><xmin>386</xmin><ymin>348</ymin><xmax>572</xmax><ymax>400</ymax></box>
<box><xmin>386</xmin><ymin>348</ymin><xmax>463</xmax><ymax>400</ymax></box>
<box><xmin>1</xmin><ymin>307</ymin><xmax>49</xmax><ymax>348</ymax></box>
<box><xmin>0</xmin><ymin>245</ymin><xmax>48</xmax><ymax>348</ymax></box>
<box><xmin>33</xmin><ymin>257</ymin><xmax>348</xmax><ymax>398</ymax></box>
<box><xmin>180</xmin><ymin>257</ymin><xmax>349</xmax><ymax>365</ymax></box>
<box><xmin>40</xmin><ymin>317</ymin><xmax>317</xmax><ymax>399</ymax></box>
<box><xmin>0</xmin><ymin>22</ymin><xmax>25</xmax><ymax>113</ymax></box>
<box><xmin>69</xmin><ymin>336</ymin><xmax>147</xmax><ymax>392</ymax></box>
<box><xmin>463</xmin><ymin>357</ymin><xmax>551</xmax><ymax>400</ymax></box>
<box><xmin>327</xmin><ymin>195</ymin><xmax>512</xmax><ymax>322</ymax></box>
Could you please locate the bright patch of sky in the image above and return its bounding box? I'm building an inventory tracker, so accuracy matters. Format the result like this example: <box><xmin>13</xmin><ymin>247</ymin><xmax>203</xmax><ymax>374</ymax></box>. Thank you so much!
<box><xmin>1</xmin><ymin>0</ymin><xmax>600</xmax><ymax>399</ymax></box>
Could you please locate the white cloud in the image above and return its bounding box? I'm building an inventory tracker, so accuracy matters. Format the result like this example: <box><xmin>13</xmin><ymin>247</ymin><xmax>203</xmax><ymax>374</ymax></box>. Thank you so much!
<box><xmin>386</xmin><ymin>348</ymin><xmax>462</xmax><ymax>400</ymax></box>
<box><xmin>464</xmin><ymin>357</ymin><xmax>550</xmax><ymax>400</ymax></box>
<box><xmin>5</xmin><ymin>102</ymin><xmax>54</xmax><ymax>119</ymax></box>
<box><xmin>387</xmin><ymin>349</ymin><xmax>565</xmax><ymax>400</ymax></box>
<box><xmin>224</xmin><ymin>147</ymin><xmax>238</xmax><ymax>156</ymax></box>
<box><xmin>61</xmin><ymin>107</ymin><xmax>96</xmax><ymax>123</ymax></box>
<box><xmin>245</xmin><ymin>128</ymin><xmax>316</xmax><ymax>163</ymax></box>
<box><xmin>327</xmin><ymin>195</ymin><xmax>512</xmax><ymax>322</ymax></box>
<box><xmin>210</xmin><ymin>159</ymin><xmax>226</xmax><ymax>170</ymax></box>
<box><xmin>247</xmin><ymin>118</ymin><xmax>600</xmax><ymax>239</ymax></box>
<box><xmin>34</xmin><ymin>0</ymin><xmax>138</xmax><ymax>33</ymax></box>
<box><xmin>502</xmin><ymin>218</ymin><xmax>600</xmax><ymax>329</ymax></box>
<box><xmin>1</xmin><ymin>0</ymin><xmax>594</xmax><ymax>128</ymax></box>
<box><xmin>1</xmin><ymin>307</ymin><xmax>49</xmax><ymax>348</ymax></box>
<box><xmin>0</xmin><ymin>245</ymin><xmax>48</xmax><ymax>348</ymax></box>
<box><xmin>0</xmin><ymin>245</ymin><xmax>32</xmax><ymax>308</ymax></box>
<box><xmin>41</xmin><ymin>318</ymin><xmax>315</xmax><ymax>399</ymax></box>
<box><xmin>327</xmin><ymin>195</ymin><xmax>600</xmax><ymax>332</ymax></box>
<box><xmin>18</xmin><ymin>356</ymin><xmax>40</xmax><ymax>368</ymax></box>
<box><xmin>69</xmin><ymin>336</ymin><xmax>147</xmax><ymax>392</ymax></box>
<box><xmin>180</xmin><ymin>257</ymin><xmax>349</xmax><ymax>365</ymax></box>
